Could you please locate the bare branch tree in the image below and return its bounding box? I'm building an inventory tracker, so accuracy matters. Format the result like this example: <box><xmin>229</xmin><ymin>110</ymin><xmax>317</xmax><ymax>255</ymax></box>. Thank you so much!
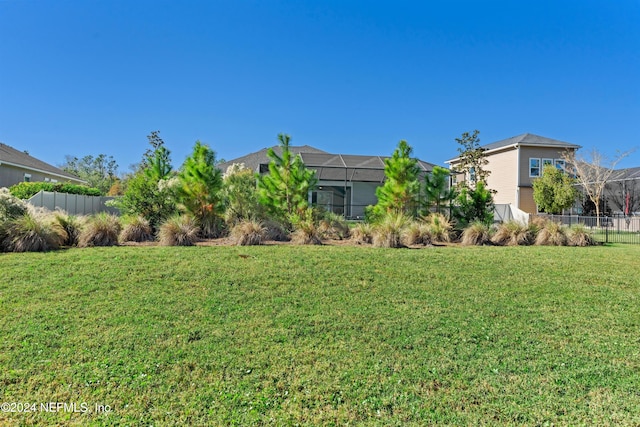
<box><xmin>562</xmin><ymin>148</ymin><xmax>634</xmax><ymax>226</ymax></box>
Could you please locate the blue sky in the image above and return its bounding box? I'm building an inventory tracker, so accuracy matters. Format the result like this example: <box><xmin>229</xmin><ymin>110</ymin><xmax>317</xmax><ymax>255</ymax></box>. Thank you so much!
<box><xmin>1</xmin><ymin>0</ymin><xmax>639</xmax><ymax>172</ymax></box>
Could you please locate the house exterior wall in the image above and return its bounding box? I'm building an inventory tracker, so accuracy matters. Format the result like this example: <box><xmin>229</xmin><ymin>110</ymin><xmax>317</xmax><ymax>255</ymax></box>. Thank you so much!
<box><xmin>518</xmin><ymin>147</ymin><xmax>570</xmax><ymax>187</ymax></box>
<box><xmin>519</xmin><ymin>187</ymin><xmax>537</xmax><ymax>214</ymax></box>
<box><xmin>0</xmin><ymin>163</ymin><xmax>83</xmax><ymax>188</ymax></box>
<box><xmin>485</xmin><ymin>148</ymin><xmax>518</xmax><ymax>206</ymax></box>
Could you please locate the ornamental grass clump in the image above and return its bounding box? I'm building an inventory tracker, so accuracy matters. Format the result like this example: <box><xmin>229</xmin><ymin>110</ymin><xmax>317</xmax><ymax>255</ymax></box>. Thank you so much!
<box><xmin>535</xmin><ymin>220</ymin><xmax>568</xmax><ymax>246</ymax></box>
<box><xmin>54</xmin><ymin>211</ymin><xmax>84</xmax><ymax>246</ymax></box>
<box><xmin>491</xmin><ymin>220</ymin><xmax>534</xmax><ymax>246</ymax></box>
<box><xmin>424</xmin><ymin>213</ymin><xmax>452</xmax><ymax>243</ymax></box>
<box><xmin>350</xmin><ymin>222</ymin><xmax>373</xmax><ymax>244</ymax></box>
<box><xmin>78</xmin><ymin>212</ymin><xmax>121</xmax><ymax>247</ymax></box>
<box><xmin>158</xmin><ymin>215</ymin><xmax>200</xmax><ymax>246</ymax></box>
<box><xmin>2</xmin><ymin>211</ymin><xmax>65</xmax><ymax>252</ymax></box>
<box><xmin>372</xmin><ymin>212</ymin><xmax>410</xmax><ymax>248</ymax></box>
<box><xmin>262</xmin><ymin>220</ymin><xmax>290</xmax><ymax>242</ymax></box>
<box><xmin>0</xmin><ymin>187</ymin><xmax>28</xmax><ymax>222</ymax></box>
<box><xmin>119</xmin><ymin>215</ymin><xmax>154</xmax><ymax>243</ymax></box>
<box><xmin>568</xmin><ymin>224</ymin><xmax>596</xmax><ymax>247</ymax></box>
<box><xmin>230</xmin><ymin>219</ymin><xmax>266</xmax><ymax>246</ymax></box>
<box><xmin>290</xmin><ymin>209</ymin><xmax>322</xmax><ymax>245</ymax></box>
<box><xmin>402</xmin><ymin>221</ymin><xmax>432</xmax><ymax>246</ymax></box>
<box><xmin>461</xmin><ymin>221</ymin><xmax>493</xmax><ymax>246</ymax></box>
<box><xmin>318</xmin><ymin>212</ymin><xmax>350</xmax><ymax>240</ymax></box>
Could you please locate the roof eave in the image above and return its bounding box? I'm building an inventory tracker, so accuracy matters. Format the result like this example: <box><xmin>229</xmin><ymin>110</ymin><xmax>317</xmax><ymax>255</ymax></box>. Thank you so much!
<box><xmin>0</xmin><ymin>160</ymin><xmax>87</xmax><ymax>184</ymax></box>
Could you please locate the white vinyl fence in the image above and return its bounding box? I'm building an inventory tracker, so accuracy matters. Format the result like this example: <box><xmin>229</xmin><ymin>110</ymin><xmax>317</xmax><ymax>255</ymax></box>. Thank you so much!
<box><xmin>494</xmin><ymin>204</ymin><xmax>530</xmax><ymax>225</ymax></box>
<box><xmin>27</xmin><ymin>190</ymin><xmax>119</xmax><ymax>216</ymax></box>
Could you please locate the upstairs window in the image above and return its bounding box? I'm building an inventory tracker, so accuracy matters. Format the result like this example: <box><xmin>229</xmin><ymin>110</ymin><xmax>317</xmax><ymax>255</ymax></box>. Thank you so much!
<box><xmin>529</xmin><ymin>158</ymin><xmax>540</xmax><ymax>177</ymax></box>
<box><xmin>469</xmin><ymin>167</ymin><xmax>476</xmax><ymax>183</ymax></box>
<box><xmin>554</xmin><ymin>159</ymin><xmax>566</xmax><ymax>172</ymax></box>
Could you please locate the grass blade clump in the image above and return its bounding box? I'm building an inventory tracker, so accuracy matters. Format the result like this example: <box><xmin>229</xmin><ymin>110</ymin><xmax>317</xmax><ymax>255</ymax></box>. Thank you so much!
<box><xmin>262</xmin><ymin>220</ymin><xmax>290</xmax><ymax>242</ymax></box>
<box><xmin>491</xmin><ymin>220</ymin><xmax>534</xmax><ymax>246</ymax></box>
<box><xmin>78</xmin><ymin>212</ymin><xmax>121</xmax><ymax>247</ymax></box>
<box><xmin>158</xmin><ymin>215</ymin><xmax>200</xmax><ymax>246</ymax></box>
<box><xmin>230</xmin><ymin>219</ymin><xmax>266</xmax><ymax>246</ymax></box>
<box><xmin>568</xmin><ymin>223</ymin><xmax>596</xmax><ymax>247</ymax></box>
<box><xmin>461</xmin><ymin>221</ymin><xmax>493</xmax><ymax>246</ymax></box>
<box><xmin>54</xmin><ymin>211</ymin><xmax>84</xmax><ymax>246</ymax></box>
<box><xmin>373</xmin><ymin>212</ymin><xmax>410</xmax><ymax>248</ymax></box>
<box><xmin>2</xmin><ymin>212</ymin><xmax>65</xmax><ymax>252</ymax></box>
<box><xmin>402</xmin><ymin>221</ymin><xmax>432</xmax><ymax>246</ymax></box>
<box><xmin>318</xmin><ymin>212</ymin><xmax>350</xmax><ymax>240</ymax></box>
<box><xmin>424</xmin><ymin>213</ymin><xmax>452</xmax><ymax>243</ymax></box>
<box><xmin>120</xmin><ymin>215</ymin><xmax>154</xmax><ymax>243</ymax></box>
<box><xmin>351</xmin><ymin>222</ymin><xmax>373</xmax><ymax>244</ymax></box>
<box><xmin>535</xmin><ymin>220</ymin><xmax>568</xmax><ymax>246</ymax></box>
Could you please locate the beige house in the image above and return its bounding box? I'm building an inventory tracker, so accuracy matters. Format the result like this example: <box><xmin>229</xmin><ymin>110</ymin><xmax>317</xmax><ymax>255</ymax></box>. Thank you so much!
<box><xmin>446</xmin><ymin>133</ymin><xmax>580</xmax><ymax>214</ymax></box>
<box><xmin>0</xmin><ymin>142</ymin><xmax>85</xmax><ymax>188</ymax></box>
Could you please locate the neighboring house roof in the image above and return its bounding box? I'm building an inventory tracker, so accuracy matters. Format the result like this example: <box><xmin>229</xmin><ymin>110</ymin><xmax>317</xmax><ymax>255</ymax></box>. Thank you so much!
<box><xmin>609</xmin><ymin>166</ymin><xmax>640</xmax><ymax>182</ymax></box>
<box><xmin>445</xmin><ymin>133</ymin><xmax>581</xmax><ymax>163</ymax></box>
<box><xmin>217</xmin><ymin>145</ymin><xmax>328</xmax><ymax>172</ymax></box>
<box><xmin>218</xmin><ymin>145</ymin><xmax>436</xmax><ymax>183</ymax></box>
<box><xmin>0</xmin><ymin>142</ymin><xmax>84</xmax><ymax>183</ymax></box>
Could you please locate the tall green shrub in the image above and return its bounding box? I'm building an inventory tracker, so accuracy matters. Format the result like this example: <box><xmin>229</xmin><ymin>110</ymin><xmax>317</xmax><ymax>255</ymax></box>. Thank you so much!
<box><xmin>116</xmin><ymin>131</ymin><xmax>177</xmax><ymax>229</ymax></box>
<box><xmin>368</xmin><ymin>140</ymin><xmax>421</xmax><ymax>220</ymax></box>
<box><xmin>222</xmin><ymin>163</ymin><xmax>264</xmax><ymax>224</ymax></box>
<box><xmin>423</xmin><ymin>166</ymin><xmax>457</xmax><ymax>217</ymax></box>
<box><xmin>258</xmin><ymin>134</ymin><xmax>318</xmax><ymax>224</ymax></box>
<box><xmin>176</xmin><ymin>141</ymin><xmax>224</xmax><ymax>237</ymax></box>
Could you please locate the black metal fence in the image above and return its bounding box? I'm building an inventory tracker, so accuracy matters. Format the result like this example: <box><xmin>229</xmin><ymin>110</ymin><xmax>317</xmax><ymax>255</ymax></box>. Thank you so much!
<box><xmin>534</xmin><ymin>214</ymin><xmax>640</xmax><ymax>244</ymax></box>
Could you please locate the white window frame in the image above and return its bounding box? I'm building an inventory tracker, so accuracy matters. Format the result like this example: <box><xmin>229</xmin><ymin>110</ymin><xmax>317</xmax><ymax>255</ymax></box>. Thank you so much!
<box><xmin>554</xmin><ymin>159</ymin><xmax>566</xmax><ymax>172</ymax></box>
<box><xmin>24</xmin><ymin>173</ymin><xmax>32</xmax><ymax>182</ymax></box>
<box><xmin>542</xmin><ymin>158</ymin><xmax>554</xmax><ymax>174</ymax></box>
<box><xmin>529</xmin><ymin>158</ymin><xmax>541</xmax><ymax>178</ymax></box>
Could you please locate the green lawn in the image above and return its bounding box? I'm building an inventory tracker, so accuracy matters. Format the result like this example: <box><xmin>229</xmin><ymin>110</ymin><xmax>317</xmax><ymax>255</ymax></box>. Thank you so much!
<box><xmin>1</xmin><ymin>244</ymin><xmax>639</xmax><ymax>426</ymax></box>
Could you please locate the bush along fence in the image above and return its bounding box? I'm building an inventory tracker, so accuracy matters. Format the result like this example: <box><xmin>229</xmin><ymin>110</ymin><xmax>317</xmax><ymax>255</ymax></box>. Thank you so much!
<box><xmin>27</xmin><ymin>190</ymin><xmax>119</xmax><ymax>216</ymax></box>
<box><xmin>534</xmin><ymin>214</ymin><xmax>640</xmax><ymax>244</ymax></box>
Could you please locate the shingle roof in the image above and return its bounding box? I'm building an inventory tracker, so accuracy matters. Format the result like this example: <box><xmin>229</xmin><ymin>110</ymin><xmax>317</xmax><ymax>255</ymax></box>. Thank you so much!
<box><xmin>217</xmin><ymin>145</ymin><xmax>328</xmax><ymax>172</ymax></box>
<box><xmin>0</xmin><ymin>142</ymin><xmax>84</xmax><ymax>182</ymax></box>
<box><xmin>218</xmin><ymin>145</ymin><xmax>435</xmax><ymax>183</ymax></box>
<box><xmin>481</xmin><ymin>133</ymin><xmax>581</xmax><ymax>151</ymax></box>
<box><xmin>445</xmin><ymin>133</ymin><xmax>581</xmax><ymax>163</ymax></box>
<box><xmin>610</xmin><ymin>166</ymin><xmax>640</xmax><ymax>182</ymax></box>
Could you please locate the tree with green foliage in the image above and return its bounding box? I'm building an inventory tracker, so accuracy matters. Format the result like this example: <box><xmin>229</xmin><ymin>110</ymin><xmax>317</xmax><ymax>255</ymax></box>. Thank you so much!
<box><xmin>453</xmin><ymin>130</ymin><xmax>490</xmax><ymax>188</ymax></box>
<box><xmin>61</xmin><ymin>154</ymin><xmax>119</xmax><ymax>195</ymax></box>
<box><xmin>423</xmin><ymin>165</ymin><xmax>457</xmax><ymax>217</ymax></box>
<box><xmin>455</xmin><ymin>180</ymin><xmax>494</xmax><ymax>226</ymax></box>
<box><xmin>369</xmin><ymin>140</ymin><xmax>421</xmax><ymax>220</ymax></box>
<box><xmin>222</xmin><ymin>163</ymin><xmax>264</xmax><ymax>224</ymax></box>
<box><xmin>258</xmin><ymin>134</ymin><xmax>318</xmax><ymax>223</ymax></box>
<box><xmin>117</xmin><ymin>131</ymin><xmax>177</xmax><ymax>229</ymax></box>
<box><xmin>176</xmin><ymin>141</ymin><xmax>224</xmax><ymax>237</ymax></box>
<box><xmin>533</xmin><ymin>165</ymin><xmax>579</xmax><ymax>214</ymax></box>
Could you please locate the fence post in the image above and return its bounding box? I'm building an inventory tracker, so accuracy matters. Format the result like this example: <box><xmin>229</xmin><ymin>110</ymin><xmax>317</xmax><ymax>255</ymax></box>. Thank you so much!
<box><xmin>605</xmin><ymin>220</ymin><xmax>609</xmax><ymax>243</ymax></box>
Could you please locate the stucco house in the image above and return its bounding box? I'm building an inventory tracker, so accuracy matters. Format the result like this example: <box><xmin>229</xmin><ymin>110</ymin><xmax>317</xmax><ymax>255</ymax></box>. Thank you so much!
<box><xmin>0</xmin><ymin>142</ymin><xmax>85</xmax><ymax>188</ymax></box>
<box><xmin>445</xmin><ymin>133</ymin><xmax>581</xmax><ymax>214</ymax></box>
<box><xmin>217</xmin><ymin>145</ymin><xmax>435</xmax><ymax>219</ymax></box>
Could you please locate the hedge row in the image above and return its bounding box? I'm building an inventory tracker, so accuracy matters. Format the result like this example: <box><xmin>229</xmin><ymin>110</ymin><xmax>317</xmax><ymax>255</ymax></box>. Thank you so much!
<box><xmin>9</xmin><ymin>182</ymin><xmax>102</xmax><ymax>199</ymax></box>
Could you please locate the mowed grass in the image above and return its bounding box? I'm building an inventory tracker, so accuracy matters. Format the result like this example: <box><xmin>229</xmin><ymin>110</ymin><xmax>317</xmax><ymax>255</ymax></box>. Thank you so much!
<box><xmin>1</xmin><ymin>245</ymin><xmax>640</xmax><ymax>426</ymax></box>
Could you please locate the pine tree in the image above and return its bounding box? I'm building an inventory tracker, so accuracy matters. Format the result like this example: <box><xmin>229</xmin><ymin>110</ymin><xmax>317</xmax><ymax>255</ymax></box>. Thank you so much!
<box><xmin>177</xmin><ymin>141</ymin><xmax>224</xmax><ymax>237</ymax></box>
<box><xmin>258</xmin><ymin>134</ymin><xmax>318</xmax><ymax>223</ymax></box>
<box><xmin>423</xmin><ymin>165</ymin><xmax>457</xmax><ymax>217</ymax></box>
<box><xmin>370</xmin><ymin>140</ymin><xmax>421</xmax><ymax>219</ymax></box>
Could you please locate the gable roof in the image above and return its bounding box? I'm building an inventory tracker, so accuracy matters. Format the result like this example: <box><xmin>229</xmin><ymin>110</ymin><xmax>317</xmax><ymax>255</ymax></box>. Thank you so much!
<box><xmin>0</xmin><ymin>142</ymin><xmax>84</xmax><ymax>183</ymax></box>
<box><xmin>217</xmin><ymin>145</ymin><xmax>328</xmax><ymax>172</ymax></box>
<box><xmin>217</xmin><ymin>145</ymin><xmax>436</xmax><ymax>183</ymax></box>
<box><xmin>481</xmin><ymin>133</ymin><xmax>581</xmax><ymax>152</ymax></box>
<box><xmin>446</xmin><ymin>133</ymin><xmax>581</xmax><ymax>163</ymax></box>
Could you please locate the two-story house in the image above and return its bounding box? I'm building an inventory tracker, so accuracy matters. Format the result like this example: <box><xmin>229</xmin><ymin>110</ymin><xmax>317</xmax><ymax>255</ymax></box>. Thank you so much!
<box><xmin>446</xmin><ymin>133</ymin><xmax>581</xmax><ymax>214</ymax></box>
